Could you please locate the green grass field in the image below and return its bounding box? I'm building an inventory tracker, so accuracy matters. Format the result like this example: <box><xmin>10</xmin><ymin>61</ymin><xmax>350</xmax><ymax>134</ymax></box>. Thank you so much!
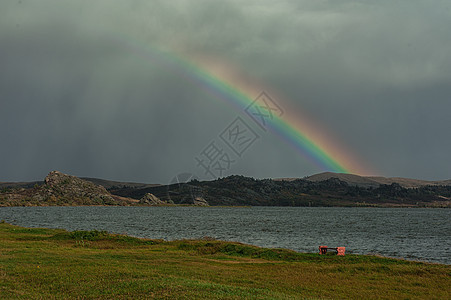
<box><xmin>0</xmin><ymin>222</ymin><xmax>449</xmax><ymax>299</ymax></box>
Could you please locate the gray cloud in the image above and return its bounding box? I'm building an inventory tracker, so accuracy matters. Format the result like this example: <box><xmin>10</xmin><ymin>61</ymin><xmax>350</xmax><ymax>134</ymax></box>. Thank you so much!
<box><xmin>1</xmin><ymin>0</ymin><xmax>450</xmax><ymax>182</ymax></box>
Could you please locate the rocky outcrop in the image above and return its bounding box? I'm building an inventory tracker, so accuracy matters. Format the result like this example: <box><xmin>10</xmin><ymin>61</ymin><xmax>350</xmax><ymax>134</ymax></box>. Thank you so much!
<box><xmin>41</xmin><ymin>171</ymin><xmax>115</xmax><ymax>204</ymax></box>
<box><xmin>139</xmin><ymin>193</ymin><xmax>166</xmax><ymax>205</ymax></box>
<box><xmin>0</xmin><ymin>170</ymin><xmax>131</xmax><ymax>206</ymax></box>
<box><xmin>193</xmin><ymin>197</ymin><xmax>209</xmax><ymax>206</ymax></box>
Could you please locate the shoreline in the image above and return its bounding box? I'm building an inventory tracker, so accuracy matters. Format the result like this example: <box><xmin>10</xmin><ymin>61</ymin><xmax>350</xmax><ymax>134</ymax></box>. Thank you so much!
<box><xmin>2</xmin><ymin>222</ymin><xmax>450</xmax><ymax>266</ymax></box>
<box><xmin>1</xmin><ymin>222</ymin><xmax>450</xmax><ymax>298</ymax></box>
<box><xmin>1</xmin><ymin>203</ymin><xmax>449</xmax><ymax>208</ymax></box>
<box><xmin>1</xmin><ymin>220</ymin><xmax>448</xmax><ymax>266</ymax></box>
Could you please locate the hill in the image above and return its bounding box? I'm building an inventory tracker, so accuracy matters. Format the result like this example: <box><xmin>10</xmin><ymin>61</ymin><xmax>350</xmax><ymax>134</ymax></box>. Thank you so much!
<box><xmin>304</xmin><ymin>172</ymin><xmax>451</xmax><ymax>188</ymax></box>
<box><xmin>0</xmin><ymin>171</ymin><xmax>138</xmax><ymax>206</ymax></box>
<box><xmin>1</xmin><ymin>171</ymin><xmax>450</xmax><ymax>207</ymax></box>
<box><xmin>81</xmin><ymin>177</ymin><xmax>161</xmax><ymax>189</ymax></box>
<box><xmin>111</xmin><ymin>175</ymin><xmax>451</xmax><ymax>207</ymax></box>
<box><xmin>0</xmin><ymin>180</ymin><xmax>43</xmax><ymax>189</ymax></box>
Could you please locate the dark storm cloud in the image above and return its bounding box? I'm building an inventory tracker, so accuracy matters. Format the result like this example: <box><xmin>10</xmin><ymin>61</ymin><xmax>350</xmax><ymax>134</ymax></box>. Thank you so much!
<box><xmin>1</xmin><ymin>0</ymin><xmax>450</xmax><ymax>182</ymax></box>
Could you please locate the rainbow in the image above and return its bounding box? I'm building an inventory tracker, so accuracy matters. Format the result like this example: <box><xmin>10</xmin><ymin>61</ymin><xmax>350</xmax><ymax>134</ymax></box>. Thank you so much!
<box><xmin>119</xmin><ymin>40</ymin><xmax>368</xmax><ymax>174</ymax></box>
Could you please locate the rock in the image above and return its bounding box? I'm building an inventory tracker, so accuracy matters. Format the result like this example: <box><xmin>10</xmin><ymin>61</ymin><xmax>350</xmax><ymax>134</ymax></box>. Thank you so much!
<box><xmin>44</xmin><ymin>171</ymin><xmax>65</xmax><ymax>186</ymax></box>
<box><xmin>193</xmin><ymin>197</ymin><xmax>209</xmax><ymax>206</ymax></box>
<box><xmin>139</xmin><ymin>193</ymin><xmax>166</xmax><ymax>205</ymax></box>
<box><xmin>42</xmin><ymin>171</ymin><xmax>115</xmax><ymax>204</ymax></box>
<box><xmin>0</xmin><ymin>171</ymin><xmax>137</xmax><ymax>206</ymax></box>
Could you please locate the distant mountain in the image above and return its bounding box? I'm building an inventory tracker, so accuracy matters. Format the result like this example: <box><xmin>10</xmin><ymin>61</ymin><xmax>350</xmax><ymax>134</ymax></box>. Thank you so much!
<box><xmin>303</xmin><ymin>172</ymin><xmax>451</xmax><ymax>188</ymax></box>
<box><xmin>81</xmin><ymin>177</ymin><xmax>161</xmax><ymax>190</ymax></box>
<box><xmin>0</xmin><ymin>177</ymin><xmax>161</xmax><ymax>190</ymax></box>
<box><xmin>1</xmin><ymin>171</ymin><xmax>450</xmax><ymax>207</ymax></box>
<box><xmin>0</xmin><ymin>181</ymin><xmax>43</xmax><ymax>189</ymax></box>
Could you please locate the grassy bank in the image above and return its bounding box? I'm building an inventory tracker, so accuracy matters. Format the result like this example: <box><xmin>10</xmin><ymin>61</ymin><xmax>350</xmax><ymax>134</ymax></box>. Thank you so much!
<box><xmin>0</xmin><ymin>222</ymin><xmax>449</xmax><ymax>299</ymax></box>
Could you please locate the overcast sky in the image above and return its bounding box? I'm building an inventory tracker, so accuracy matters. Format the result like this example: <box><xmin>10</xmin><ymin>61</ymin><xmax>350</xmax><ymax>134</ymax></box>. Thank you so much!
<box><xmin>1</xmin><ymin>0</ymin><xmax>450</xmax><ymax>183</ymax></box>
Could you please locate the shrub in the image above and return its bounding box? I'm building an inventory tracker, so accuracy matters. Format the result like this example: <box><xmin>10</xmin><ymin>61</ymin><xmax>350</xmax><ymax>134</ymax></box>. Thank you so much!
<box><xmin>69</xmin><ymin>230</ymin><xmax>109</xmax><ymax>241</ymax></box>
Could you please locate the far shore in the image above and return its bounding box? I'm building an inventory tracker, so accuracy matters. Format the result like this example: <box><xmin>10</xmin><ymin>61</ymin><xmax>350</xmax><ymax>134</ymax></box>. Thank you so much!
<box><xmin>1</xmin><ymin>203</ymin><xmax>449</xmax><ymax>208</ymax></box>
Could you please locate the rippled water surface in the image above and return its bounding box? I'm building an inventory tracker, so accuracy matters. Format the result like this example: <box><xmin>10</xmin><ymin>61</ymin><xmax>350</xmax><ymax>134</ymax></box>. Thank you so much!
<box><xmin>1</xmin><ymin>207</ymin><xmax>449</xmax><ymax>264</ymax></box>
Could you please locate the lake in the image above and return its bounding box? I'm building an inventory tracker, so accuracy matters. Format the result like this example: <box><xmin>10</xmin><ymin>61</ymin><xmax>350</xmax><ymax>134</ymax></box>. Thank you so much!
<box><xmin>1</xmin><ymin>207</ymin><xmax>449</xmax><ymax>264</ymax></box>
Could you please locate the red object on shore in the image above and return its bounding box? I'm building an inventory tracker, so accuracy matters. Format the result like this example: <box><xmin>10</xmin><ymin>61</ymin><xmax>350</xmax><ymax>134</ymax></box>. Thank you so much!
<box><xmin>336</xmin><ymin>247</ymin><xmax>346</xmax><ymax>256</ymax></box>
<box><xmin>319</xmin><ymin>246</ymin><xmax>328</xmax><ymax>255</ymax></box>
<box><xmin>319</xmin><ymin>246</ymin><xmax>346</xmax><ymax>256</ymax></box>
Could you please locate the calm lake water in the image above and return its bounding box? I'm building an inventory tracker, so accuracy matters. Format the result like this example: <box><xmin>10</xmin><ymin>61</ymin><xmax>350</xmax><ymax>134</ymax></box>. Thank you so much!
<box><xmin>1</xmin><ymin>207</ymin><xmax>449</xmax><ymax>264</ymax></box>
